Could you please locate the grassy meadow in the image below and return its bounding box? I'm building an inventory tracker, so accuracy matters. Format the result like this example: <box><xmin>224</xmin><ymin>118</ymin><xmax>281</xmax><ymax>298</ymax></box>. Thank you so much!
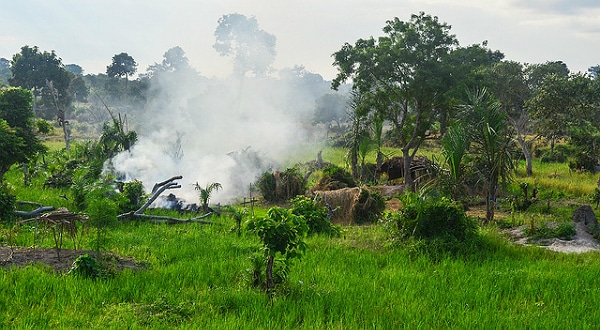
<box><xmin>2</xmin><ymin>142</ymin><xmax>600</xmax><ymax>328</ymax></box>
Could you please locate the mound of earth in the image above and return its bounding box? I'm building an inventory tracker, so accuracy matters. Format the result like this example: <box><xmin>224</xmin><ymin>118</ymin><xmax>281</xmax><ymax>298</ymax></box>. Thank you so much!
<box><xmin>0</xmin><ymin>247</ymin><xmax>143</xmax><ymax>273</ymax></box>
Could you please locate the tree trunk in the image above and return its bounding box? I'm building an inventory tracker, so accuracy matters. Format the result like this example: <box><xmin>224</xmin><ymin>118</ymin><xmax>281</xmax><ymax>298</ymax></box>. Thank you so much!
<box><xmin>265</xmin><ymin>254</ymin><xmax>275</xmax><ymax>297</ymax></box>
<box><xmin>486</xmin><ymin>180</ymin><xmax>497</xmax><ymax>222</ymax></box>
<box><xmin>516</xmin><ymin>132</ymin><xmax>532</xmax><ymax>176</ymax></box>
<box><xmin>402</xmin><ymin>149</ymin><xmax>415</xmax><ymax>192</ymax></box>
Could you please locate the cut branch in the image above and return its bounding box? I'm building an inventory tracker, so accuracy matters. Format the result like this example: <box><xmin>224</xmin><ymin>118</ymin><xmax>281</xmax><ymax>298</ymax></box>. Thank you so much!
<box><xmin>14</xmin><ymin>201</ymin><xmax>56</xmax><ymax>218</ymax></box>
<box><xmin>118</xmin><ymin>176</ymin><xmax>217</xmax><ymax>225</ymax></box>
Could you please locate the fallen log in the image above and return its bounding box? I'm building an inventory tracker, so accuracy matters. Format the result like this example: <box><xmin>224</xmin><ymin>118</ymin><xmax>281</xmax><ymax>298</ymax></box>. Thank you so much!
<box><xmin>118</xmin><ymin>176</ymin><xmax>218</xmax><ymax>225</ymax></box>
<box><xmin>118</xmin><ymin>212</ymin><xmax>215</xmax><ymax>224</ymax></box>
<box><xmin>14</xmin><ymin>201</ymin><xmax>56</xmax><ymax>218</ymax></box>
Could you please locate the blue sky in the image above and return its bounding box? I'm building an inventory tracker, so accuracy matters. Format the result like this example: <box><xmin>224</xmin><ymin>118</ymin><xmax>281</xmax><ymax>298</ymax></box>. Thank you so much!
<box><xmin>1</xmin><ymin>0</ymin><xmax>599</xmax><ymax>79</ymax></box>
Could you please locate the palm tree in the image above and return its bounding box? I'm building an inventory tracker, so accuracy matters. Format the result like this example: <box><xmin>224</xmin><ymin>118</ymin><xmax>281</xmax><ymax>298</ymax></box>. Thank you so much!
<box><xmin>439</xmin><ymin>123</ymin><xmax>470</xmax><ymax>200</ymax></box>
<box><xmin>460</xmin><ymin>88</ymin><xmax>515</xmax><ymax>222</ymax></box>
<box><xmin>193</xmin><ymin>182</ymin><xmax>222</xmax><ymax>213</ymax></box>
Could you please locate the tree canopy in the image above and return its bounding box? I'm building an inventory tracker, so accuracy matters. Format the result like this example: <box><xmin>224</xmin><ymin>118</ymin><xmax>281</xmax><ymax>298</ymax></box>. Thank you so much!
<box><xmin>0</xmin><ymin>87</ymin><xmax>46</xmax><ymax>180</ymax></box>
<box><xmin>106</xmin><ymin>52</ymin><xmax>137</xmax><ymax>80</ymax></box>
<box><xmin>332</xmin><ymin>12</ymin><xmax>458</xmax><ymax>190</ymax></box>
<box><xmin>9</xmin><ymin>46</ymin><xmax>73</xmax><ymax>119</ymax></box>
<box><xmin>214</xmin><ymin>13</ymin><xmax>276</xmax><ymax>77</ymax></box>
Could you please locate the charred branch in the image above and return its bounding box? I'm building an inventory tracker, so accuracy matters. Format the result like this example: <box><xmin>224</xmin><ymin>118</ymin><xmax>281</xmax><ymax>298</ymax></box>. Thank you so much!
<box><xmin>14</xmin><ymin>201</ymin><xmax>56</xmax><ymax>218</ymax></box>
<box><xmin>118</xmin><ymin>176</ymin><xmax>217</xmax><ymax>225</ymax></box>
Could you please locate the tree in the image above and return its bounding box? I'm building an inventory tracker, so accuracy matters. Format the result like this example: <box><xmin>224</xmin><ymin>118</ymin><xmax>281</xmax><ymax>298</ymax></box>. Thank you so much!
<box><xmin>65</xmin><ymin>64</ymin><xmax>84</xmax><ymax>76</ymax></box>
<box><xmin>0</xmin><ymin>58</ymin><xmax>10</xmax><ymax>86</ymax></box>
<box><xmin>9</xmin><ymin>46</ymin><xmax>73</xmax><ymax>120</ymax></box>
<box><xmin>313</xmin><ymin>93</ymin><xmax>349</xmax><ymax>132</ymax></box>
<box><xmin>213</xmin><ymin>13</ymin><xmax>276</xmax><ymax>77</ymax></box>
<box><xmin>460</xmin><ymin>88</ymin><xmax>514</xmax><ymax>222</ymax></box>
<box><xmin>193</xmin><ymin>182</ymin><xmax>222</xmax><ymax>213</ymax></box>
<box><xmin>0</xmin><ymin>87</ymin><xmax>46</xmax><ymax>181</ymax></box>
<box><xmin>332</xmin><ymin>12</ymin><xmax>458</xmax><ymax>190</ymax></box>
<box><xmin>527</xmin><ymin>72</ymin><xmax>592</xmax><ymax>155</ymax></box>
<box><xmin>483</xmin><ymin>61</ymin><xmax>532</xmax><ymax>175</ymax></box>
<box><xmin>146</xmin><ymin>46</ymin><xmax>193</xmax><ymax>76</ymax></box>
<box><xmin>106</xmin><ymin>52</ymin><xmax>137</xmax><ymax>96</ymax></box>
<box><xmin>247</xmin><ymin>207</ymin><xmax>308</xmax><ymax>297</ymax></box>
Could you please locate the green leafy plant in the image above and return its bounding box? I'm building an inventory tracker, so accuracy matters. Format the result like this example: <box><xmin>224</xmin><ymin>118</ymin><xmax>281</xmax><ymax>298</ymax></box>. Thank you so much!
<box><xmin>246</xmin><ymin>207</ymin><xmax>308</xmax><ymax>297</ymax></box>
<box><xmin>193</xmin><ymin>182</ymin><xmax>222</xmax><ymax>213</ymax></box>
<box><xmin>524</xmin><ymin>221</ymin><xmax>576</xmax><ymax>241</ymax></box>
<box><xmin>0</xmin><ymin>183</ymin><xmax>16</xmax><ymax>223</ymax></box>
<box><xmin>389</xmin><ymin>191</ymin><xmax>477</xmax><ymax>242</ymax></box>
<box><xmin>120</xmin><ymin>179</ymin><xmax>147</xmax><ymax>212</ymax></box>
<box><xmin>289</xmin><ymin>195</ymin><xmax>341</xmax><ymax>236</ymax></box>
<box><xmin>69</xmin><ymin>253</ymin><xmax>107</xmax><ymax>279</ymax></box>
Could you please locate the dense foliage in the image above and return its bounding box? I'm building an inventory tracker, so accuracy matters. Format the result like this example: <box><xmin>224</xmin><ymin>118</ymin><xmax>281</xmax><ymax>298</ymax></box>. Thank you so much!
<box><xmin>0</xmin><ymin>87</ymin><xmax>46</xmax><ymax>181</ymax></box>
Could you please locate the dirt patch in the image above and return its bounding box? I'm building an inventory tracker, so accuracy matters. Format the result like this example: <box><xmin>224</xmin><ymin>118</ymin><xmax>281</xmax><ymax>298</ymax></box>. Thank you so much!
<box><xmin>0</xmin><ymin>247</ymin><xmax>144</xmax><ymax>274</ymax></box>
<box><xmin>504</xmin><ymin>221</ymin><xmax>600</xmax><ymax>254</ymax></box>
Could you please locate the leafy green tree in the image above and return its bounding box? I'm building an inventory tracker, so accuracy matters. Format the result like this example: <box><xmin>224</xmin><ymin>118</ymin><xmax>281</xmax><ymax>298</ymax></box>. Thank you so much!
<box><xmin>213</xmin><ymin>13</ymin><xmax>276</xmax><ymax>77</ymax></box>
<box><xmin>65</xmin><ymin>64</ymin><xmax>84</xmax><ymax>76</ymax></box>
<box><xmin>0</xmin><ymin>87</ymin><xmax>46</xmax><ymax>181</ymax></box>
<box><xmin>9</xmin><ymin>45</ymin><xmax>73</xmax><ymax>120</ymax></box>
<box><xmin>313</xmin><ymin>93</ymin><xmax>349</xmax><ymax>132</ymax></box>
<box><xmin>332</xmin><ymin>12</ymin><xmax>458</xmax><ymax>190</ymax></box>
<box><xmin>193</xmin><ymin>182</ymin><xmax>222</xmax><ymax>213</ymax></box>
<box><xmin>460</xmin><ymin>89</ymin><xmax>515</xmax><ymax>222</ymax></box>
<box><xmin>106</xmin><ymin>52</ymin><xmax>137</xmax><ymax>97</ymax></box>
<box><xmin>483</xmin><ymin>61</ymin><xmax>532</xmax><ymax>175</ymax></box>
<box><xmin>527</xmin><ymin>72</ymin><xmax>593</xmax><ymax>155</ymax></box>
<box><xmin>0</xmin><ymin>58</ymin><xmax>10</xmax><ymax>86</ymax></box>
<box><xmin>247</xmin><ymin>207</ymin><xmax>308</xmax><ymax>297</ymax></box>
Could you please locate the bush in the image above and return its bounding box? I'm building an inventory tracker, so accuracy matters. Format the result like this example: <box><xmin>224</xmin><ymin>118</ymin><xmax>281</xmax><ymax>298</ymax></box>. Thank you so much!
<box><xmin>388</xmin><ymin>192</ymin><xmax>477</xmax><ymax>242</ymax></box>
<box><xmin>119</xmin><ymin>179</ymin><xmax>146</xmax><ymax>212</ymax></box>
<box><xmin>289</xmin><ymin>195</ymin><xmax>341</xmax><ymax>236</ymax></box>
<box><xmin>69</xmin><ymin>253</ymin><xmax>107</xmax><ymax>279</ymax></box>
<box><xmin>0</xmin><ymin>183</ymin><xmax>16</xmax><ymax>222</ymax></box>
<box><xmin>524</xmin><ymin>222</ymin><xmax>576</xmax><ymax>241</ymax></box>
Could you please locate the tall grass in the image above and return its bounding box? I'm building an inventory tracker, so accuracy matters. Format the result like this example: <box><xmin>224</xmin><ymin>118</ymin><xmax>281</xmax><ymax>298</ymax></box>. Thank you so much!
<box><xmin>3</xmin><ymin>144</ymin><xmax>600</xmax><ymax>328</ymax></box>
<box><xmin>2</xmin><ymin>220</ymin><xmax>600</xmax><ymax>328</ymax></box>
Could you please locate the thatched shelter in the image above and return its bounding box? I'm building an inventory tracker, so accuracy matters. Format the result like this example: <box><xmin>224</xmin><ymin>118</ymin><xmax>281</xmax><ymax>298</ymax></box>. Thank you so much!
<box><xmin>313</xmin><ymin>187</ymin><xmax>385</xmax><ymax>225</ymax></box>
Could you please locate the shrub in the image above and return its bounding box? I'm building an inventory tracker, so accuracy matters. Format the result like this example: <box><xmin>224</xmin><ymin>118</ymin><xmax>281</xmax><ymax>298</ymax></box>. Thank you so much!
<box><xmin>0</xmin><ymin>183</ymin><xmax>16</xmax><ymax>222</ymax></box>
<box><xmin>524</xmin><ymin>221</ymin><xmax>576</xmax><ymax>241</ymax></box>
<box><xmin>289</xmin><ymin>195</ymin><xmax>341</xmax><ymax>236</ymax></box>
<box><xmin>69</xmin><ymin>253</ymin><xmax>107</xmax><ymax>279</ymax></box>
<box><xmin>119</xmin><ymin>179</ymin><xmax>146</xmax><ymax>212</ymax></box>
<box><xmin>256</xmin><ymin>171</ymin><xmax>277</xmax><ymax>202</ymax></box>
<box><xmin>389</xmin><ymin>192</ymin><xmax>477</xmax><ymax>242</ymax></box>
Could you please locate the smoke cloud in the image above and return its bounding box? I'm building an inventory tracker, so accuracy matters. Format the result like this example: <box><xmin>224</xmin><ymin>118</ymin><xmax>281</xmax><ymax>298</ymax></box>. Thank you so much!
<box><xmin>110</xmin><ymin>61</ymin><xmax>331</xmax><ymax>206</ymax></box>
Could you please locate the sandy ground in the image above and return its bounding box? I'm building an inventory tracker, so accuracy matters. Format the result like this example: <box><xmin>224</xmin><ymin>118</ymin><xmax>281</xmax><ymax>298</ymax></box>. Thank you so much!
<box><xmin>505</xmin><ymin>221</ymin><xmax>600</xmax><ymax>254</ymax></box>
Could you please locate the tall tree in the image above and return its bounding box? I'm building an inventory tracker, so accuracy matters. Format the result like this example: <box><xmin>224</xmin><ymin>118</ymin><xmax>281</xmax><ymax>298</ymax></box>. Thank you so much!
<box><xmin>527</xmin><ymin>72</ymin><xmax>596</xmax><ymax>158</ymax></box>
<box><xmin>0</xmin><ymin>87</ymin><xmax>46</xmax><ymax>181</ymax></box>
<box><xmin>213</xmin><ymin>13</ymin><xmax>276</xmax><ymax>77</ymax></box>
<box><xmin>9</xmin><ymin>45</ymin><xmax>73</xmax><ymax>119</ymax></box>
<box><xmin>106</xmin><ymin>52</ymin><xmax>137</xmax><ymax>96</ymax></box>
<box><xmin>483</xmin><ymin>61</ymin><xmax>532</xmax><ymax>175</ymax></box>
<box><xmin>332</xmin><ymin>12</ymin><xmax>458</xmax><ymax>190</ymax></box>
<box><xmin>460</xmin><ymin>89</ymin><xmax>514</xmax><ymax>222</ymax></box>
<box><xmin>0</xmin><ymin>58</ymin><xmax>10</xmax><ymax>86</ymax></box>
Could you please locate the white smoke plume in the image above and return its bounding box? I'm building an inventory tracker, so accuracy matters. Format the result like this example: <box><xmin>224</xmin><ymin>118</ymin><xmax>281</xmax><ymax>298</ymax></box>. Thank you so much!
<box><xmin>110</xmin><ymin>62</ymin><xmax>329</xmax><ymax>206</ymax></box>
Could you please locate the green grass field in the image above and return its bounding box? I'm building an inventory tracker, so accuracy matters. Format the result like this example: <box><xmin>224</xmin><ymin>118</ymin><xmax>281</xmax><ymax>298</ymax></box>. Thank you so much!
<box><xmin>2</xmin><ymin>144</ymin><xmax>600</xmax><ymax>328</ymax></box>
<box><xmin>2</xmin><ymin>221</ymin><xmax>600</xmax><ymax>329</ymax></box>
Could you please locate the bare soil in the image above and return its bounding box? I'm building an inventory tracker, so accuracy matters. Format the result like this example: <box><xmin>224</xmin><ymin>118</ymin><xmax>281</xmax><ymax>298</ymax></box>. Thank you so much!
<box><xmin>504</xmin><ymin>221</ymin><xmax>600</xmax><ymax>254</ymax></box>
<box><xmin>0</xmin><ymin>247</ymin><xmax>143</xmax><ymax>274</ymax></box>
